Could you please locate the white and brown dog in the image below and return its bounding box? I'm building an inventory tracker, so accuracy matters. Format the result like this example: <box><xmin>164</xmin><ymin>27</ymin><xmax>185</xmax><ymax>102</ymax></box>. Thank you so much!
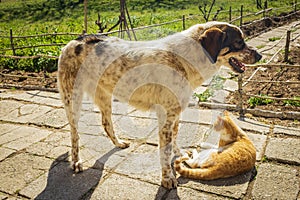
<box><xmin>57</xmin><ymin>21</ymin><xmax>261</xmax><ymax>189</ymax></box>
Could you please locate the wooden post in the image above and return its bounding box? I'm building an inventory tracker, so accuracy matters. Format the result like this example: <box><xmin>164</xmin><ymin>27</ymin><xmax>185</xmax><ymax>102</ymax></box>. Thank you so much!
<box><xmin>240</xmin><ymin>5</ymin><xmax>243</xmax><ymax>27</ymax></box>
<box><xmin>284</xmin><ymin>30</ymin><xmax>291</xmax><ymax>62</ymax></box>
<box><xmin>237</xmin><ymin>74</ymin><xmax>245</xmax><ymax>120</ymax></box>
<box><xmin>182</xmin><ymin>15</ymin><xmax>186</xmax><ymax>30</ymax></box>
<box><xmin>84</xmin><ymin>0</ymin><xmax>88</xmax><ymax>33</ymax></box>
<box><xmin>9</xmin><ymin>29</ymin><xmax>16</xmax><ymax>56</ymax></box>
<box><xmin>229</xmin><ymin>6</ymin><xmax>232</xmax><ymax>22</ymax></box>
<box><xmin>295</xmin><ymin>0</ymin><xmax>297</xmax><ymax>12</ymax></box>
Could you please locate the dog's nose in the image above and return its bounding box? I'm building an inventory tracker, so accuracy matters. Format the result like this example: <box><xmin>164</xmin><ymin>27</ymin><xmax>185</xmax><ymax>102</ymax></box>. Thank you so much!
<box><xmin>255</xmin><ymin>52</ymin><xmax>262</xmax><ymax>62</ymax></box>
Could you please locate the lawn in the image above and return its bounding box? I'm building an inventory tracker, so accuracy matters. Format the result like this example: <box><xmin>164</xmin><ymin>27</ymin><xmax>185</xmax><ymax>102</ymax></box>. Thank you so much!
<box><xmin>0</xmin><ymin>0</ymin><xmax>297</xmax><ymax>71</ymax></box>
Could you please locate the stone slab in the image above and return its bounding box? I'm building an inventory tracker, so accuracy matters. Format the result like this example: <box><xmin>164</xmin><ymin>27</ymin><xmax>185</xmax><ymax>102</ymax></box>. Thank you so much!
<box><xmin>114</xmin><ymin>144</ymin><xmax>162</xmax><ymax>185</ymax></box>
<box><xmin>0</xmin><ymin>100</ymin><xmax>23</xmax><ymax>117</ymax></box>
<box><xmin>113</xmin><ymin>116</ymin><xmax>157</xmax><ymax>140</ymax></box>
<box><xmin>247</xmin><ymin>132</ymin><xmax>267</xmax><ymax>161</ymax></box>
<box><xmin>209</xmin><ymin>90</ymin><xmax>230</xmax><ymax>103</ymax></box>
<box><xmin>0</xmin><ymin>147</ymin><xmax>15</xmax><ymax>161</ymax></box>
<box><xmin>0</xmin><ymin>123</ymin><xmax>19</xmax><ymax>136</ymax></box>
<box><xmin>147</xmin><ymin>122</ymin><xmax>211</xmax><ymax>148</ymax></box>
<box><xmin>265</xmin><ymin>137</ymin><xmax>300</xmax><ymax>165</ymax></box>
<box><xmin>180</xmin><ymin>108</ymin><xmax>222</xmax><ymax>125</ymax></box>
<box><xmin>20</xmin><ymin>161</ymin><xmax>104</xmax><ymax>200</ymax></box>
<box><xmin>231</xmin><ymin>116</ymin><xmax>270</xmax><ymax>134</ymax></box>
<box><xmin>33</xmin><ymin>108</ymin><xmax>68</xmax><ymax>128</ymax></box>
<box><xmin>223</xmin><ymin>79</ymin><xmax>238</xmax><ymax>92</ymax></box>
<box><xmin>273</xmin><ymin>125</ymin><xmax>300</xmax><ymax>137</ymax></box>
<box><xmin>252</xmin><ymin>163</ymin><xmax>299</xmax><ymax>200</ymax></box>
<box><xmin>90</xmin><ymin>173</ymin><xmax>160</xmax><ymax>199</ymax></box>
<box><xmin>0</xmin><ymin>90</ymin><xmax>63</xmax><ymax>108</ymax></box>
<box><xmin>43</xmin><ymin>131</ymin><xmax>71</xmax><ymax>147</ymax></box>
<box><xmin>2</xmin><ymin>126</ymin><xmax>52</xmax><ymax>151</ymax></box>
<box><xmin>178</xmin><ymin>170</ymin><xmax>253</xmax><ymax>199</ymax></box>
<box><xmin>0</xmin><ymin>153</ymin><xmax>52</xmax><ymax>195</ymax></box>
<box><xmin>78</xmin><ymin>134</ymin><xmax>135</xmax><ymax>170</ymax></box>
<box><xmin>0</xmin><ymin>103</ymin><xmax>52</xmax><ymax>124</ymax></box>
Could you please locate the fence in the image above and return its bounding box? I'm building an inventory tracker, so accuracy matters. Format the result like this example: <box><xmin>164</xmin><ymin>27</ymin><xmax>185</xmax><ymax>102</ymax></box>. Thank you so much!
<box><xmin>1</xmin><ymin>2</ymin><xmax>299</xmax><ymax>59</ymax></box>
<box><xmin>1</xmin><ymin>3</ymin><xmax>300</xmax><ymax>119</ymax></box>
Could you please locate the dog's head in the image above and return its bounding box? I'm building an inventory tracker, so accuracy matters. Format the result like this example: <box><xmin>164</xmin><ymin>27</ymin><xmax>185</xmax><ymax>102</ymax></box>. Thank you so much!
<box><xmin>198</xmin><ymin>22</ymin><xmax>262</xmax><ymax>73</ymax></box>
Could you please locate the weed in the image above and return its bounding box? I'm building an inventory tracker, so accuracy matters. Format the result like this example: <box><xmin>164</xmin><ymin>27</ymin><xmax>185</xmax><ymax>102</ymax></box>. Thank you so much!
<box><xmin>261</xmin><ymin>155</ymin><xmax>269</xmax><ymax>162</ymax></box>
<box><xmin>194</xmin><ymin>89</ymin><xmax>213</xmax><ymax>102</ymax></box>
<box><xmin>268</xmin><ymin>36</ymin><xmax>281</xmax><ymax>41</ymax></box>
<box><xmin>283</xmin><ymin>97</ymin><xmax>300</xmax><ymax>107</ymax></box>
<box><xmin>248</xmin><ymin>95</ymin><xmax>274</xmax><ymax>108</ymax></box>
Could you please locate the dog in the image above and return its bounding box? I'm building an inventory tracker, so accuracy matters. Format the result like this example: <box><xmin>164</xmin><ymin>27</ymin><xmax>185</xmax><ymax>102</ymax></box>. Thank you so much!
<box><xmin>57</xmin><ymin>21</ymin><xmax>261</xmax><ymax>189</ymax></box>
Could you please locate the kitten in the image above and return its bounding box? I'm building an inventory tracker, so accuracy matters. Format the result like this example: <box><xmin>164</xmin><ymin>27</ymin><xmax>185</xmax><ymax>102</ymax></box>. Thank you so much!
<box><xmin>175</xmin><ymin>110</ymin><xmax>256</xmax><ymax>180</ymax></box>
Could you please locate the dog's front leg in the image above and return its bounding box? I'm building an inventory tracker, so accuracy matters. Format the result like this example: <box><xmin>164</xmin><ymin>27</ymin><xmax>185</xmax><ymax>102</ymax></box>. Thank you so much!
<box><xmin>159</xmin><ymin>119</ymin><xmax>178</xmax><ymax>189</ymax></box>
<box><xmin>157</xmin><ymin>106</ymin><xmax>179</xmax><ymax>189</ymax></box>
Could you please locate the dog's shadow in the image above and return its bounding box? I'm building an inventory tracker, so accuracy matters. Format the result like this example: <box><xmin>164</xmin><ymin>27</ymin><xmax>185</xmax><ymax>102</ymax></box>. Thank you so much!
<box><xmin>36</xmin><ymin>148</ymin><xmax>121</xmax><ymax>200</ymax></box>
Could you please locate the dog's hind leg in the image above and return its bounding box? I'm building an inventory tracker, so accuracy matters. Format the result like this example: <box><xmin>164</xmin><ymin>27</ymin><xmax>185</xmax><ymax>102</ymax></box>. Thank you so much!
<box><xmin>94</xmin><ymin>89</ymin><xmax>130</xmax><ymax>149</ymax></box>
<box><xmin>59</xmin><ymin>85</ymin><xmax>84</xmax><ymax>172</ymax></box>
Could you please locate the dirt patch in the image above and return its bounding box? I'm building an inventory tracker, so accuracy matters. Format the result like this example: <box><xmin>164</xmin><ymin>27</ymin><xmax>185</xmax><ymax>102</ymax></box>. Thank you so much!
<box><xmin>241</xmin><ymin>11</ymin><xmax>300</xmax><ymax>37</ymax></box>
<box><xmin>226</xmin><ymin>45</ymin><xmax>300</xmax><ymax>128</ymax></box>
<box><xmin>0</xmin><ymin>70</ymin><xmax>58</xmax><ymax>91</ymax></box>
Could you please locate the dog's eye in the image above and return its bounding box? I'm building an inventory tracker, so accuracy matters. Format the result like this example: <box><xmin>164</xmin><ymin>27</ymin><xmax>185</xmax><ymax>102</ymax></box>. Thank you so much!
<box><xmin>233</xmin><ymin>40</ymin><xmax>245</xmax><ymax>49</ymax></box>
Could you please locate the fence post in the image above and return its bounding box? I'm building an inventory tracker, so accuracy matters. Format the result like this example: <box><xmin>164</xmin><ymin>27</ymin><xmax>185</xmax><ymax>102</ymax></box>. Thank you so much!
<box><xmin>240</xmin><ymin>5</ymin><xmax>243</xmax><ymax>27</ymax></box>
<box><xmin>295</xmin><ymin>0</ymin><xmax>297</xmax><ymax>12</ymax></box>
<box><xmin>237</xmin><ymin>74</ymin><xmax>245</xmax><ymax>120</ymax></box>
<box><xmin>182</xmin><ymin>15</ymin><xmax>186</xmax><ymax>30</ymax></box>
<box><xmin>9</xmin><ymin>29</ymin><xmax>16</xmax><ymax>56</ymax></box>
<box><xmin>284</xmin><ymin>30</ymin><xmax>291</xmax><ymax>62</ymax></box>
<box><xmin>84</xmin><ymin>0</ymin><xmax>88</xmax><ymax>33</ymax></box>
<box><xmin>229</xmin><ymin>6</ymin><xmax>232</xmax><ymax>22</ymax></box>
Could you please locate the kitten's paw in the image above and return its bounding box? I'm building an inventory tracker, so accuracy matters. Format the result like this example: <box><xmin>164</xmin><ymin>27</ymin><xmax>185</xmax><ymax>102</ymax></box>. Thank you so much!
<box><xmin>71</xmin><ymin>160</ymin><xmax>83</xmax><ymax>172</ymax></box>
<box><xmin>115</xmin><ymin>140</ymin><xmax>130</xmax><ymax>149</ymax></box>
<box><xmin>161</xmin><ymin>175</ymin><xmax>178</xmax><ymax>189</ymax></box>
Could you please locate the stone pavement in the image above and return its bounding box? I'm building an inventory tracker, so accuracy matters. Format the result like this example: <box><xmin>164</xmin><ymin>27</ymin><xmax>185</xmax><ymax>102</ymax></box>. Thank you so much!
<box><xmin>0</xmin><ymin>21</ymin><xmax>300</xmax><ymax>200</ymax></box>
<box><xmin>0</xmin><ymin>88</ymin><xmax>299</xmax><ymax>200</ymax></box>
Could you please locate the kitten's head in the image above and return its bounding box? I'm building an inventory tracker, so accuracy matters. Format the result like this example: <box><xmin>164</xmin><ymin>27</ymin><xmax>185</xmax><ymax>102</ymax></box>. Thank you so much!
<box><xmin>213</xmin><ymin>110</ymin><xmax>238</xmax><ymax>144</ymax></box>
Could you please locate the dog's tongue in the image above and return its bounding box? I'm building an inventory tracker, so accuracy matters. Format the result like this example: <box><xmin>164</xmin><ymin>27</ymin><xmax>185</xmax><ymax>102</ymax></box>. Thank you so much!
<box><xmin>229</xmin><ymin>57</ymin><xmax>245</xmax><ymax>73</ymax></box>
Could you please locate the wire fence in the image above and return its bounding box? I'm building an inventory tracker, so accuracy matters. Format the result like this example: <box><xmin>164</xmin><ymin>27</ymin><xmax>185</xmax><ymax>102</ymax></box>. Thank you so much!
<box><xmin>0</xmin><ymin>3</ymin><xmax>300</xmax><ymax>119</ymax></box>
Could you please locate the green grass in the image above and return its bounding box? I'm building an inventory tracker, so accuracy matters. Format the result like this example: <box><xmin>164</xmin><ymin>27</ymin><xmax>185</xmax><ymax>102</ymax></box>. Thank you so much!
<box><xmin>0</xmin><ymin>0</ymin><xmax>297</xmax><ymax>72</ymax></box>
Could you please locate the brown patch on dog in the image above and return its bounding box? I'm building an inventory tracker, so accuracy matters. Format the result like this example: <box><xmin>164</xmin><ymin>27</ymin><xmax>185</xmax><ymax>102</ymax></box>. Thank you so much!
<box><xmin>199</xmin><ymin>28</ymin><xmax>225</xmax><ymax>63</ymax></box>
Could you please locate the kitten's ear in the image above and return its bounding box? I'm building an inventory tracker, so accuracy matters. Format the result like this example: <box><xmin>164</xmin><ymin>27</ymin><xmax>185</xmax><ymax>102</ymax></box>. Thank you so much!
<box><xmin>223</xmin><ymin>110</ymin><xmax>230</xmax><ymax>116</ymax></box>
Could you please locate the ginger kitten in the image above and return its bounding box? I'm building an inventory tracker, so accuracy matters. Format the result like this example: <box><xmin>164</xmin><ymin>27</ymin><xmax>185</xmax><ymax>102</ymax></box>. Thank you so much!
<box><xmin>175</xmin><ymin>111</ymin><xmax>256</xmax><ymax>180</ymax></box>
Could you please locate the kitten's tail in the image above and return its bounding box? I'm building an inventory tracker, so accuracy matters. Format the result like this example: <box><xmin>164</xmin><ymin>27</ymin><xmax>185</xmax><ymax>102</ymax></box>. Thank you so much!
<box><xmin>174</xmin><ymin>157</ymin><xmax>215</xmax><ymax>180</ymax></box>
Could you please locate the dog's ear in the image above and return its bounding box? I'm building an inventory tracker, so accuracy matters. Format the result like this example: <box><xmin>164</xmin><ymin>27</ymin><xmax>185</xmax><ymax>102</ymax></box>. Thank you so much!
<box><xmin>199</xmin><ymin>28</ymin><xmax>226</xmax><ymax>63</ymax></box>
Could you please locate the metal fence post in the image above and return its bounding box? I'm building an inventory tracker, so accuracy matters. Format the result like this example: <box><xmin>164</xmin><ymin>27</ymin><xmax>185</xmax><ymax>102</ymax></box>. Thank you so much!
<box><xmin>182</xmin><ymin>15</ymin><xmax>186</xmax><ymax>30</ymax></box>
<box><xmin>9</xmin><ymin>29</ymin><xmax>16</xmax><ymax>56</ymax></box>
<box><xmin>237</xmin><ymin>74</ymin><xmax>245</xmax><ymax>120</ymax></box>
<box><xmin>240</xmin><ymin>5</ymin><xmax>243</xmax><ymax>27</ymax></box>
<box><xmin>284</xmin><ymin>30</ymin><xmax>291</xmax><ymax>62</ymax></box>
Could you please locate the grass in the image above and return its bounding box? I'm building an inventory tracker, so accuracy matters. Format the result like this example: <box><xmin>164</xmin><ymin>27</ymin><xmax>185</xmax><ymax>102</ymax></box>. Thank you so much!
<box><xmin>0</xmin><ymin>0</ymin><xmax>297</xmax><ymax>72</ymax></box>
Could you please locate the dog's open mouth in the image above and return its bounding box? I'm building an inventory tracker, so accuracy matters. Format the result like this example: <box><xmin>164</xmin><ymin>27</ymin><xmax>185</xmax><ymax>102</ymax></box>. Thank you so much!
<box><xmin>229</xmin><ymin>57</ymin><xmax>245</xmax><ymax>73</ymax></box>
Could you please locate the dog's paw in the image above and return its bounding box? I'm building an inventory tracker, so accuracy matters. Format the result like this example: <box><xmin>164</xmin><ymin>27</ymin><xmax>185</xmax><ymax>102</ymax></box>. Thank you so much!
<box><xmin>161</xmin><ymin>175</ymin><xmax>178</xmax><ymax>189</ymax></box>
<box><xmin>115</xmin><ymin>140</ymin><xmax>130</xmax><ymax>149</ymax></box>
<box><xmin>71</xmin><ymin>160</ymin><xmax>83</xmax><ymax>172</ymax></box>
